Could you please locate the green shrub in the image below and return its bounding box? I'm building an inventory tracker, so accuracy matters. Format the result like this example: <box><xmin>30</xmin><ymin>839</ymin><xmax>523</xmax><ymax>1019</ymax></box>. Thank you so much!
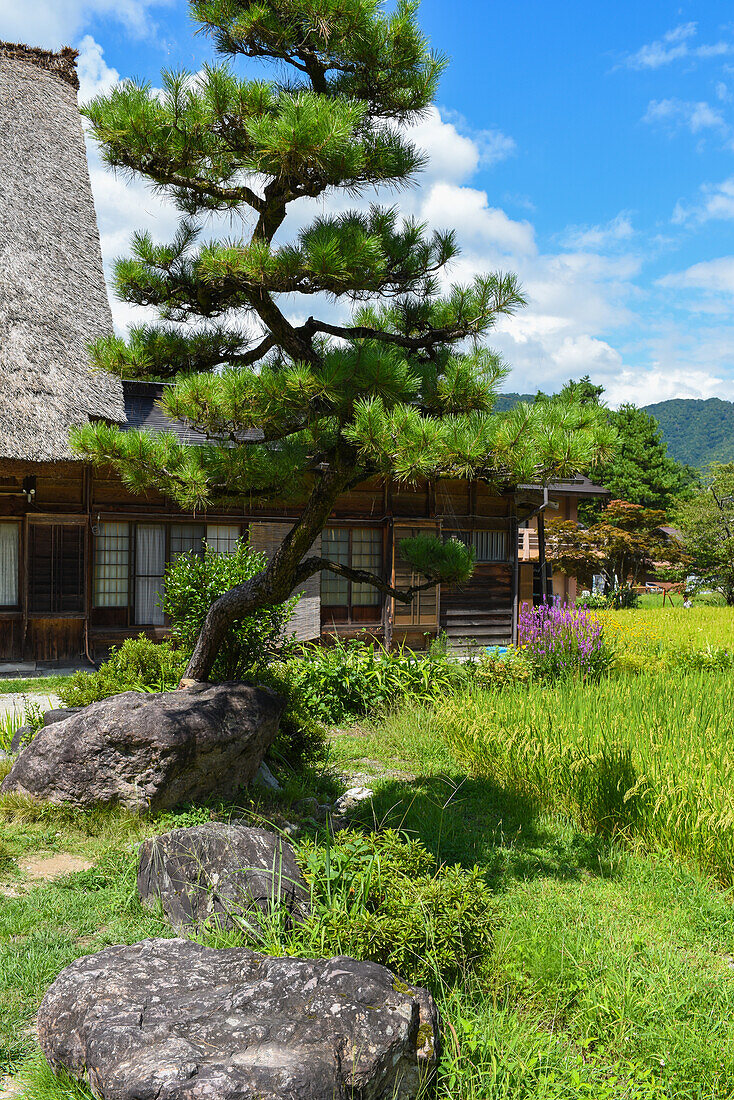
<box><xmin>254</xmin><ymin>662</ymin><xmax>328</xmax><ymax>769</ymax></box>
<box><xmin>279</xmin><ymin>637</ymin><xmax>470</xmax><ymax>725</ymax></box>
<box><xmin>58</xmin><ymin>636</ymin><xmax>184</xmax><ymax>707</ymax></box>
<box><xmin>163</xmin><ymin>542</ymin><xmax>298</xmax><ymax>681</ymax></box>
<box><xmin>246</xmin><ymin>829</ymin><xmax>494</xmax><ymax>989</ymax></box>
<box><xmin>607</xmin><ymin>584</ymin><xmax>639</xmax><ymax>610</ymax></box>
<box><xmin>475</xmin><ymin>647</ymin><xmax>533</xmax><ymax>688</ymax></box>
<box><xmin>575</xmin><ymin>591</ymin><xmax>608</xmax><ymax>610</ymax></box>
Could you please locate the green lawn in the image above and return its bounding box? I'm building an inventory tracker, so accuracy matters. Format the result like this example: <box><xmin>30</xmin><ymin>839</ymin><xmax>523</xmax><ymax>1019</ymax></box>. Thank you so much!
<box><xmin>0</xmin><ymin>678</ymin><xmax>70</xmax><ymax>697</ymax></box>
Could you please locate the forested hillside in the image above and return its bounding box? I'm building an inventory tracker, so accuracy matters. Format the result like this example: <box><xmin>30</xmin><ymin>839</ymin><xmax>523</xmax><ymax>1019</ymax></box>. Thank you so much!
<box><xmin>641</xmin><ymin>398</ymin><xmax>734</xmax><ymax>468</ymax></box>
<box><xmin>497</xmin><ymin>392</ymin><xmax>734</xmax><ymax>468</ymax></box>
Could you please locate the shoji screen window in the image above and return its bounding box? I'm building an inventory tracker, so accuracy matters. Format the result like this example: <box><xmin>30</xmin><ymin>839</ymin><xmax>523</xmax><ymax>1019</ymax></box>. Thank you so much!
<box><xmin>93</xmin><ymin>522</ymin><xmax>130</xmax><ymax>608</ymax></box>
<box><xmin>0</xmin><ymin>523</ymin><xmax>19</xmax><ymax>607</ymax></box>
<box><xmin>206</xmin><ymin>525</ymin><xmax>242</xmax><ymax>554</ymax></box>
<box><xmin>350</xmin><ymin>528</ymin><xmax>382</xmax><ymax>616</ymax></box>
<box><xmin>170</xmin><ymin>524</ymin><xmax>205</xmax><ymax>561</ymax></box>
<box><xmin>134</xmin><ymin>524</ymin><xmax>166</xmax><ymax>625</ymax></box>
<box><xmin>321</xmin><ymin>527</ymin><xmax>382</xmax><ymax>624</ymax></box>
<box><xmin>321</xmin><ymin>528</ymin><xmax>349</xmax><ymax>620</ymax></box>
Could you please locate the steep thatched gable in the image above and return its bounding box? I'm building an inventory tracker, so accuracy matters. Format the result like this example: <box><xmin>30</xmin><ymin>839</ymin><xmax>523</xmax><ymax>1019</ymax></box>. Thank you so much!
<box><xmin>0</xmin><ymin>43</ymin><xmax>125</xmax><ymax>463</ymax></box>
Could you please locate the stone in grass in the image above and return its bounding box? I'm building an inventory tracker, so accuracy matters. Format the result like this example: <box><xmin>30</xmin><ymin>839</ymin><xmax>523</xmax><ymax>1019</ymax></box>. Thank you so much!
<box><xmin>0</xmin><ymin>682</ymin><xmax>284</xmax><ymax>813</ymax></box>
<box><xmin>38</xmin><ymin>938</ymin><xmax>440</xmax><ymax>1100</ymax></box>
<box><xmin>335</xmin><ymin>786</ymin><xmax>374</xmax><ymax>815</ymax></box>
<box><xmin>137</xmin><ymin>823</ymin><xmax>310</xmax><ymax>934</ymax></box>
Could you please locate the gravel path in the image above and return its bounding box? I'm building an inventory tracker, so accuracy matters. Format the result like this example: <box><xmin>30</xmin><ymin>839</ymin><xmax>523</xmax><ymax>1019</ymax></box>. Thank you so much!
<box><xmin>0</xmin><ymin>692</ymin><xmax>61</xmax><ymax>722</ymax></box>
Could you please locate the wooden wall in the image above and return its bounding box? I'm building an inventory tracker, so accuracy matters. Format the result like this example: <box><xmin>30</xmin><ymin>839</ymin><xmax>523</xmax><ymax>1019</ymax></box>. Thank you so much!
<box><xmin>0</xmin><ymin>459</ymin><xmax>589</xmax><ymax>662</ymax></box>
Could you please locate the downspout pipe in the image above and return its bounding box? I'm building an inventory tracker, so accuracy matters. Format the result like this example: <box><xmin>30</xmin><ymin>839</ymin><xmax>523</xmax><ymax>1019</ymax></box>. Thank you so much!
<box><xmin>518</xmin><ymin>488</ymin><xmax>560</xmax><ymax>606</ymax></box>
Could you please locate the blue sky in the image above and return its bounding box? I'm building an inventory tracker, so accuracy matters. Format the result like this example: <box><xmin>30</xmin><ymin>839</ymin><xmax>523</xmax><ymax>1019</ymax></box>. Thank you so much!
<box><xmin>4</xmin><ymin>0</ymin><xmax>734</xmax><ymax>406</ymax></box>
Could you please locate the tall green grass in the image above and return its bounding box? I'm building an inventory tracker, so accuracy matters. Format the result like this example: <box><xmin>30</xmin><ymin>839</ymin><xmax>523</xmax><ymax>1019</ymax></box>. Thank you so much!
<box><xmin>435</xmin><ymin>671</ymin><xmax>734</xmax><ymax>882</ymax></box>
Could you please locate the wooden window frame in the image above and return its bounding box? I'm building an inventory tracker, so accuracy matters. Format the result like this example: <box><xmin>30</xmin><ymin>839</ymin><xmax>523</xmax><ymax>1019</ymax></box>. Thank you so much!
<box><xmin>27</xmin><ymin>520</ymin><xmax>86</xmax><ymax>616</ymax></box>
<box><xmin>91</xmin><ymin>518</ymin><xmax>246</xmax><ymax>627</ymax></box>
<box><xmin>0</xmin><ymin>520</ymin><xmax>21</xmax><ymax>611</ymax></box>
<box><xmin>321</xmin><ymin>525</ymin><xmax>384</xmax><ymax>625</ymax></box>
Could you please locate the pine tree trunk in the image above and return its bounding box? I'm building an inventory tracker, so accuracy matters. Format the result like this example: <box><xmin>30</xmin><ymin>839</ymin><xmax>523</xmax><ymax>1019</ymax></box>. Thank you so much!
<box><xmin>182</xmin><ymin>464</ymin><xmax>349</xmax><ymax>682</ymax></box>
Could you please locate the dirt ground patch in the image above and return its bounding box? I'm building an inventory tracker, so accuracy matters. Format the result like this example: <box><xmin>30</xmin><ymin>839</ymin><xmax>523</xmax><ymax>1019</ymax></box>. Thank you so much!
<box><xmin>18</xmin><ymin>853</ymin><xmax>93</xmax><ymax>880</ymax></box>
<box><xmin>0</xmin><ymin>1076</ymin><xmax>21</xmax><ymax>1099</ymax></box>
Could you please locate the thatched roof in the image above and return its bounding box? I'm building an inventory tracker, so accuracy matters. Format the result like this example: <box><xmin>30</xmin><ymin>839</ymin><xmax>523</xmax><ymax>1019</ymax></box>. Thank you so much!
<box><xmin>0</xmin><ymin>43</ymin><xmax>125</xmax><ymax>463</ymax></box>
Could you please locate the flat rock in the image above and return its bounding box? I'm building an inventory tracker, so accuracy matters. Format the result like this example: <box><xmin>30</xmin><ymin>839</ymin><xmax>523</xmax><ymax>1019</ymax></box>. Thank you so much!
<box><xmin>38</xmin><ymin>938</ymin><xmax>439</xmax><ymax>1100</ymax></box>
<box><xmin>0</xmin><ymin>683</ymin><xmax>284</xmax><ymax>813</ymax></box>
<box><xmin>138</xmin><ymin>824</ymin><xmax>310</xmax><ymax>933</ymax></box>
<box><xmin>43</xmin><ymin>708</ymin><xmax>83</xmax><ymax>726</ymax></box>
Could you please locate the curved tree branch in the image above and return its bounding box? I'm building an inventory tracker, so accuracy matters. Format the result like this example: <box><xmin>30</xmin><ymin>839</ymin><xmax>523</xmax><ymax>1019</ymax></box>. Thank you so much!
<box><xmin>295</xmin><ymin>556</ymin><xmax>438</xmax><ymax>604</ymax></box>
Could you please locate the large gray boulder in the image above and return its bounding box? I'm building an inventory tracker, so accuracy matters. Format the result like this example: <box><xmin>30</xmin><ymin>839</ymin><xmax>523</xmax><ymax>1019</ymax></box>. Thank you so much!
<box><xmin>38</xmin><ymin>939</ymin><xmax>439</xmax><ymax>1100</ymax></box>
<box><xmin>0</xmin><ymin>683</ymin><xmax>283</xmax><ymax>812</ymax></box>
<box><xmin>138</xmin><ymin>824</ymin><xmax>310</xmax><ymax>933</ymax></box>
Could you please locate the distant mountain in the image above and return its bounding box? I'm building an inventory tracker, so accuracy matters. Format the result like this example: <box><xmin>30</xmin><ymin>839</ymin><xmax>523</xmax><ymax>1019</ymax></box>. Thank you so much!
<box><xmin>640</xmin><ymin>398</ymin><xmax>734</xmax><ymax>469</ymax></box>
<box><xmin>495</xmin><ymin>392</ymin><xmax>734</xmax><ymax>469</ymax></box>
<box><xmin>493</xmin><ymin>392</ymin><xmax>535</xmax><ymax>411</ymax></box>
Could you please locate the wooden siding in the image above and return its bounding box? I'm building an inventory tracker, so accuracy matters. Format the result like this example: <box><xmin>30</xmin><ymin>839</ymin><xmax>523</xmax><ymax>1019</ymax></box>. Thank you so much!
<box><xmin>248</xmin><ymin>522</ymin><xmax>321</xmax><ymax>642</ymax></box>
<box><xmin>0</xmin><ymin>460</ymin><xmax>559</xmax><ymax>661</ymax></box>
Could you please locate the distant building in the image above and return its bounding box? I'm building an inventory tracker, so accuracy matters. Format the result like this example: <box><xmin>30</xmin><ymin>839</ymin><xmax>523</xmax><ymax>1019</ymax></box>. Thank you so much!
<box><xmin>0</xmin><ymin>43</ymin><xmax>607</xmax><ymax>666</ymax></box>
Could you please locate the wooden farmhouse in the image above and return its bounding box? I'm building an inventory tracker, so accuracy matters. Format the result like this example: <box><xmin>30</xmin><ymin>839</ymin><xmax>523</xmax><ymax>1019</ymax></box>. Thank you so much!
<box><xmin>0</xmin><ymin>43</ymin><xmax>607</xmax><ymax>668</ymax></box>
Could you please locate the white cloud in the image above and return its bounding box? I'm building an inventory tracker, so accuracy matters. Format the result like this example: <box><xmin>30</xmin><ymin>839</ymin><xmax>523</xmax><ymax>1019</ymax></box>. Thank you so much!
<box><xmin>561</xmin><ymin>213</ymin><xmax>634</xmax><ymax>251</ymax></box>
<box><xmin>407</xmin><ymin>106</ymin><xmax>515</xmax><ymax>183</ymax></box>
<box><xmin>420</xmin><ymin>182</ymin><xmax>536</xmax><ymax>256</ymax></box>
<box><xmin>672</xmin><ymin>176</ymin><xmax>734</xmax><ymax>224</ymax></box>
<box><xmin>76</xmin><ymin>34</ymin><xmax>120</xmax><ymax>100</ymax></box>
<box><xmin>643</xmin><ymin>97</ymin><xmax>726</xmax><ymax>134</ymax></box>
<box><xmin>408</xmin><ymin>107</ymin><xmax>482</xmax><ymax>184</ymax></box>
<box><xmin>659</xmin><ymin>257</ymin><xmax>734</xmax><ymax>295</ymax></box>
<box><xmin>625</xmin><ymin>22</ymin><xmax>731</xmax><ymax>70</ymax></box>
<box><xmin>626</xmin><ymin>22</ymin><xmax>697</xmax><ymax>69</ymax></box>
<box><xmin>603</xmin><ymin>367</ymin><xmax>728</xmax><ymax>406</ymax></box>
<box><xmin>0</xmin><ymin>0</ymin><xmax>172</xmax><ymax>48</ymax></box>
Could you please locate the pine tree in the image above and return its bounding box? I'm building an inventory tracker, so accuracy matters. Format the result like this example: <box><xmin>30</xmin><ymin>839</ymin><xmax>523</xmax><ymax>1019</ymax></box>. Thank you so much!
<box><xmin>73</xmin><ymin>0</ymin><xmax>613</xmax><ymax>679</ymax></box>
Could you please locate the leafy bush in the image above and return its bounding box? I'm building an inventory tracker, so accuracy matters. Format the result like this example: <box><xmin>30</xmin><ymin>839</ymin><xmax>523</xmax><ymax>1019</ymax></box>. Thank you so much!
<box><xmin>245</xmin><ymin>829</ymin><xmax>494</xmax><ymax>989</ymax></box>
<box><xmin>518</xmin><ymin>600</ymin><xmax>614</xmax><ymax>680</ymax></box>
<box><xmin>575</xmin><ymin>591</ymin><xmax>608</xmax><ymax>610</ymax></box>
<box><xmin>475</xmin><ymin>647</ymin><xmax>533</xmax><ymax>688</ymax></box>
<box><xmin>163</xmin><ymin>541</ymin><xmax>298</xmax><ymax>681</ymax></box>
<box><xmin>254</xmin><ymin>662</ymin><xmax>328</xmax><ymax>769</ymax></box>
<box><xmin>278</xmin><ymin>637</ymin><xmax>470</xmax><ymax>725</ymax></box>
<box><xmin>607</xmin><ymin>584</ymin><xmax>639</xmax><ymax>609</ymax></box>
<box><xmin>59</xmin><ymin>636</ymin><xmax>184</xmax><ymax>707</ymax></box>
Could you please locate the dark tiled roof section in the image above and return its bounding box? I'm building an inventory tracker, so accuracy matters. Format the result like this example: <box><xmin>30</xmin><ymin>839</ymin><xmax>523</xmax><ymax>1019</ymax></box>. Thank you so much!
<box><xmin>122</xmin><ymin>381</ymin><xmax>262</xmax><ymax>444</ymax></box>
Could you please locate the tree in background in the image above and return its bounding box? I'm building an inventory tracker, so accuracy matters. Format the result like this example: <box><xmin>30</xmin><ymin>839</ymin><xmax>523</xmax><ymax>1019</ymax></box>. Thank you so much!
<box><xmin>537</xmin><ymin>378</ymin><xmax>696</xmax><ymax>518</ymax></box>
<box><xmin>674</xmin><ymin>463</ymin><xmax>734</xmax><ymax>605</ymax></box>
<box><xmin>594</xmin><ymin>405</ymin><xmax>696</xmax><ymax>512</ymax></box>
<box><xmin>72</xmin><ymin>0</ymin><xmax>613</xmax><ymax>680</ymax></box>
<box><xmin>547</xmin><ymin>500</ymin><xmax>688</xmax><ymax>605</ymax></box>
